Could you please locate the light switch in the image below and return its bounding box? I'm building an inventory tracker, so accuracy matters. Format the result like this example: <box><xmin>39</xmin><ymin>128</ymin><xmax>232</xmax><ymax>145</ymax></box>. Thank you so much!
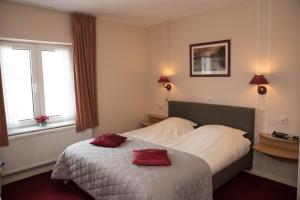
<box><xmin>280</xmin><ymin>116</ymin><xmax>288</xmax><ymax>125</ymax></box>
<box><xmin>159</xmin><ymin>103</ymin><xmax>163</xmax><ymax>109</ymax></box>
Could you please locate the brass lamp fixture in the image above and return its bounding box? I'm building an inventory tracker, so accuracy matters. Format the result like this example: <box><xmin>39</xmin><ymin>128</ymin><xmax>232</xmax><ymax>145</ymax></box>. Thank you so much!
<box><xmin>249</xmin><ymin>74</ymin><xmax>269</xmax><ymax>95</ymax></box>
<box><xmin>158</xmin><ymin>76</ymin><xmax>171</xmax><ymax>91</ymax></box>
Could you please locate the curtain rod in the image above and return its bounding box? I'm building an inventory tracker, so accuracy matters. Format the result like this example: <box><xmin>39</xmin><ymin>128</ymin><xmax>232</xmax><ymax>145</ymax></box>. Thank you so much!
<box><xmin>0</xmin><ymin>37</ymin><xmax>72</xmax><ymax>46</ymax></box>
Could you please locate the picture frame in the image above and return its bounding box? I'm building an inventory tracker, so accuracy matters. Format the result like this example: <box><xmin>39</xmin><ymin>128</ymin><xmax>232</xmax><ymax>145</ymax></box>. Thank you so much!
<box><xmin>189</xmin><ymin>39</ymin><xmax>231</xmax><ymax>77</ymax></box>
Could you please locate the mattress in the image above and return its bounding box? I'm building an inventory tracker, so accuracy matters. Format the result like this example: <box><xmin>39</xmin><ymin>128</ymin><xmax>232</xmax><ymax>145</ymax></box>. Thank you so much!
<box><xmin>124</xmin><ymin>124</ymin><xmax>250</xmax><ymax>175</ymax></box>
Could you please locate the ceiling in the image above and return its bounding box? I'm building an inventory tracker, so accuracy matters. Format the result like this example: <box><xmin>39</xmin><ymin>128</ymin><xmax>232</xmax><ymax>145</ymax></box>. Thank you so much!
<box><xmin>9</xmin><ymin>0</ymin><xmax>242</xmax><ymax>27</ymax></box>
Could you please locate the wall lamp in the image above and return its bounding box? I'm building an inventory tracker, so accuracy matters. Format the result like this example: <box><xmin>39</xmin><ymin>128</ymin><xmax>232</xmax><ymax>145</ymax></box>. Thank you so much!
<box><xmin>158</xmin><ymin>76</ymin><xmax>172</xmax><ymax>91</ymax></box>
<box><xmin>249</xmin><ymin>74</ymin><xmax>269</xmax><ymax>95</ymax></box>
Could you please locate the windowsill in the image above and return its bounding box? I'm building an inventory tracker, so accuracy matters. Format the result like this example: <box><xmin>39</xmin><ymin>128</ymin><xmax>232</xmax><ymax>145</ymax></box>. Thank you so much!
<box><xmin>8</xmin><ymin>121</ymin><xmax>76</xmax><ymax>137</ymax></box>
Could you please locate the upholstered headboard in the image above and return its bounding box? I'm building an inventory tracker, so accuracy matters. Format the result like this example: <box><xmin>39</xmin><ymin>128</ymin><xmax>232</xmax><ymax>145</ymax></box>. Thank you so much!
<box><xmin>168</xmin><ymin>101</ymin><xmax>255</xmax><ymax>144</ymax></box>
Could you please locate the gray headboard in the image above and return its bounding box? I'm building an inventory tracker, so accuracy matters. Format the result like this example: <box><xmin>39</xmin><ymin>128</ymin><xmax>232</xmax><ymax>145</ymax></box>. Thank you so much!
<box><xmin>168</xmin><ymin>101</ymin><xmax>255</xmax><ymax>145</ymax></box>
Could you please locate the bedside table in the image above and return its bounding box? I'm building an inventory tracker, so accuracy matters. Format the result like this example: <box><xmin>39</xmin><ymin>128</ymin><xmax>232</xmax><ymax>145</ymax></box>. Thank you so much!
<box><xmin>253</xmin><ymin>133</ymin><xmax>299</xmax><ymax>160</ymax></box>
<box><xmin>140</xmin><ymin>113</ymin><xmax>167</xmax><ymax>127</ymax></box>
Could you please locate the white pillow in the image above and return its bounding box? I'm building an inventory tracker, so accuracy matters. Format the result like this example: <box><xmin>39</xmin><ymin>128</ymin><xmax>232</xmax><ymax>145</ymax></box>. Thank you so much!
<box><xmin>174</xmin><ymin>124</ymin><xmax>250</xmax><ymax>174</ymax></box>
<box><xmin>124</xmin><ymin>117</ymin><xmax>197</xmax><ymax>143</ymax></box>
<box><xmin>155</xmin><ymin>117</ymin><xmax>197</xmax><ymax>136</ymax></box>
<box><xmin>194</xmin><ymin>125</ymin><xmax>247</xmax><ymax>136</ymax></box>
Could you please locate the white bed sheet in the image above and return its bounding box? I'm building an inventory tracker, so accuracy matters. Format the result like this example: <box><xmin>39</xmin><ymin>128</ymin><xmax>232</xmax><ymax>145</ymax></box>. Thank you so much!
<box><xmin>124</xmin><ymin>124</ymin><xmax>250</xmax><ymax>175</ymax></box>
<box><xmin>124</xmin><ymin>117</ymin><xmax>196</xmax><ymax>147</ymax></box>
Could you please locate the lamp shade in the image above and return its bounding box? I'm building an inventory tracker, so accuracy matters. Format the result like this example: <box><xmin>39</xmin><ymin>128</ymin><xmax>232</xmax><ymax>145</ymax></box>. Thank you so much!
<box><xmin>158</xmin><ymin>76</ymin><xmax>170</xmax><ymax>83</ymax></box>
<box><xmin>249</xmin><ymin>74</ymin><xmax>269</xmax><ymax>85</ymax></box>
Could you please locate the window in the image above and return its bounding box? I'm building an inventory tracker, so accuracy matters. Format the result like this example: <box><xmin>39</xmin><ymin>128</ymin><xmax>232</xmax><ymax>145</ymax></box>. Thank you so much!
<box><xmin>0</xmin><ymin>41</ymin><xmax>76</xmax><ymax>132</ymax></box>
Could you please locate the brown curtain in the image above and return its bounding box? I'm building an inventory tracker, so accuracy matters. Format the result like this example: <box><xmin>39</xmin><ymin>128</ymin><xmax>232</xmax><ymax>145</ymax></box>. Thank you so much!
<box><xmin>71</xmin><ymin>13</ymin><xmax>99</xmax><ymax>132</ymax></box>
<box><xmin>0</xmin><ymin>68</ymin><xmax>8</xmax><ymax>146</ymax></box>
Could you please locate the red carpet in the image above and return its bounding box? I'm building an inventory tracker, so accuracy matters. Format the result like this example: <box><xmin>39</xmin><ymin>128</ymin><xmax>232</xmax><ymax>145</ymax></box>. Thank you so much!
<box><xmin>2</xmin><ymin>172</ymin><xmax>93</xmax><ymax>200</ymax></box>
<box><xmin>2</xmin><ymin>171</ymin><xmax>296</xmax><ymax>200</ymax></box>
<box><xmin>214</xmin><ymin>173</ymin><xmax>296</xmax><ymax>200</ymax></box>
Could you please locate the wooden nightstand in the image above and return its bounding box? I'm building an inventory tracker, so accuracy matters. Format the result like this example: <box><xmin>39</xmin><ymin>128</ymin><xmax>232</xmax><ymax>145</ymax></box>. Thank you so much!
<box><xmin>253</xmin><ymin>133</ymin><xmax>299</xmax><ymax>160</ymax></box>
<box><xmin>140</xmin><ymin>113</ymin><xmax>167</xmax><ymax>127</ymax></box>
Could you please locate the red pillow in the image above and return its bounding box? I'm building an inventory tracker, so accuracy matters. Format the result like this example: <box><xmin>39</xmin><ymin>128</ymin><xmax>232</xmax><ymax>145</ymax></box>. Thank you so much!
<box><xmin>90</xmin><ymin>133</ymin><xmax>127</xmax><ymax>148</ymax></box>
<box><xmin>132</xmin><ymin>149</ymin><xmax>171</xmax><ymax>166</ymax></box>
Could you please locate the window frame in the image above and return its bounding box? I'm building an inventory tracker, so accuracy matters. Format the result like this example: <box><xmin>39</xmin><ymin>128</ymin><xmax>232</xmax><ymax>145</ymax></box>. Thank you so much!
<box><xmin>0</xmin><ymin>41</ymin><xmax>75</xmax><ymax>132</ymax></box>
<box><xmin>36</xmin><ymin>44</ymin><xmax>75</xmax><ymax>124</ymax></box>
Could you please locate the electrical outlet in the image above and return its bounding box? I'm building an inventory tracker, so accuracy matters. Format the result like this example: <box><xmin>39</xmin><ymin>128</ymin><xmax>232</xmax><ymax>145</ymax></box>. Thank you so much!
<box><xmin>258</xmin><ymin>106</ymin><xmax>264</xmax><ymax>112</ymax></box>
<box><xmin>207</xmin><ymin>96</ymin><xmax>213</xmax><ymax>101</ymax></box>
<box><xmin>159</xmin><ymin>103</ymin><xmax>163</xmax><ymax>110</ymax></box>
<box><xmin>280</xmin><ymin>116</ymin><xmax>288</xmax><ymax>125</ymax></box>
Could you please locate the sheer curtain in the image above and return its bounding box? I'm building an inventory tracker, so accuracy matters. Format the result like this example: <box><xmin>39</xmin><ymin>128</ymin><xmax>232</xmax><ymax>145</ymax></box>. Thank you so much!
<box><xmin>71</xmin><ymin>13</ymin><xmax>99</xmax><ymax>132</ymax></box>
<box><xmin>0</xmin><ymin>45</ymin><xmax>34</xmax><ymax>127</ymax></box>
<box><xmin>40</xmin><ymin>48</ymin><xmax>76</xmax><ymax>120</ymax></box>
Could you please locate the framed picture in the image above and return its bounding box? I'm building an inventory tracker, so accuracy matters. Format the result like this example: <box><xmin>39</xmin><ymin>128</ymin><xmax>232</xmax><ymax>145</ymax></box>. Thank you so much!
<box><xmin>190</xmin><ymin>39</ymin><xmax>231</xmax><ymax>77</ymax></box>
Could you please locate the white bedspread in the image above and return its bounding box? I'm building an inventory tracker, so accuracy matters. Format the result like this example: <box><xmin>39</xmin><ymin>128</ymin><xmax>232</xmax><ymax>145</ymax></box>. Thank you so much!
<box><xmin>124</xmin><ymin>124</ymin><xmax>250</xmax><ymax>175</ymax></box>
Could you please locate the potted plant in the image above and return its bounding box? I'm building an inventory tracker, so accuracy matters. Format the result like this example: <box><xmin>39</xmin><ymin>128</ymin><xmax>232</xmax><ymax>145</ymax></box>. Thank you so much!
<box><xmin>35</xmin><ymin>115</ymin><xmax>49</xmax><ymax>127</ymax></box>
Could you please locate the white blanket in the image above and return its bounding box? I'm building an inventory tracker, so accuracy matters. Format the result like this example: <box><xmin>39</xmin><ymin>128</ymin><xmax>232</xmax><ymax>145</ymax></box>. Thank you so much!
<box><xmin>124</xmin><ymin>124</ymin><xmax>250</xmax><ymax>175</ymax></box>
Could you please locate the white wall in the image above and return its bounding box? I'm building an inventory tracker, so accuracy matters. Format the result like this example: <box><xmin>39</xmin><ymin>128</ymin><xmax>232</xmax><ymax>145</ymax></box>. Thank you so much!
<box><xmin>147</xmin><ymin>0</ymin><xmax>257</xmax><ymax>115</ymax></box>
<box><xmin>95</xmin><ymin>19</ymin><xmax>148</xmax><ymax>135</ymax></box>
<box><xmin>0</xmin><ymin>1</ymin><xmax>72</xmax><ymax>43</ymax></box>
<box><xmin>1</xmin><ymin>0</ymin><xmax>299</xmax><ymax>188</ymax></box>
<box><xmin>268</xmin><ymin>0</ymin><xmax>300</xmax><ymax>138</ymax></box>
<box><xmin>252</xmin><ymin>0</ymin><xmax>300</xmax><ymax>187</ymax></box>
<box><xmin>146</xmin><ymin>0</ymin><xmax>300</xmax><ymax>186</ymax></box>
<box><xmin>0</xmin><ymin>1</ymin><xmax>149</xmax><ymax>136</ymax></box>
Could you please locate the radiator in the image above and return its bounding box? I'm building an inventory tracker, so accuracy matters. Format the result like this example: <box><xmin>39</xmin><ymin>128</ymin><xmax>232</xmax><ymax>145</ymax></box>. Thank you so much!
<box><xmin>0</xmin><ymin>125</ymin><xmax>93</xmax><ymax>176</ymax></box>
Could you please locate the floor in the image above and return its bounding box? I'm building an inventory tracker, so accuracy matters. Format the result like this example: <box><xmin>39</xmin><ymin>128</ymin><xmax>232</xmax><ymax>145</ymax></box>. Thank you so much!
<box><xmin>2</xmin><ymin>171</ymin><xmax>296</xmax><ymax>200</ymax></box>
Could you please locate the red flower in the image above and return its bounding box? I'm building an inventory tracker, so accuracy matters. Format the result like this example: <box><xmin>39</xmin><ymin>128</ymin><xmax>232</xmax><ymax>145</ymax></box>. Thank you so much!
<box><xmin>35</xmin><ymin>115</ymin><xmax>49</xmax><ymax>123</ymax></box>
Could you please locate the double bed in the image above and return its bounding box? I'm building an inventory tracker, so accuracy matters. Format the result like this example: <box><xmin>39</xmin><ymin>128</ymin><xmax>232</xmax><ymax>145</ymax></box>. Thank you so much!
<box><xmin>52</xmin><ymin>101</ymin><xmax>255</xmax><ymax>200</ymax></box>
<box><xmin>168</xmin><ymin>101</ymin><xmax>255</xmax><ymax>189</ymax></box>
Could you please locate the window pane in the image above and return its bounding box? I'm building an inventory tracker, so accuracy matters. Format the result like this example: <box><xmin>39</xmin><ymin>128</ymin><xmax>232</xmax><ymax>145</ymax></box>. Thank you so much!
<box><xmin>41</xmin><ymin>49</ymin><xmax>75</xmax><ymax>119</ymax></box>
<box><xmin>0</xmin><ymin>47</ymin><xmax>34</xmax><ymax>126</ymax></box>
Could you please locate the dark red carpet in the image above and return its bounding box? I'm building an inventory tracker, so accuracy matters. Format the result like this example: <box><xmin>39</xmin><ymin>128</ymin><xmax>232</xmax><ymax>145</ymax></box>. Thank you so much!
<box><xmin>2</xmin><ymin>172</ymin><xmax>93</xmax><ymax>200</ymax></box>
<box><xmin>214</xmin><ymin>173</ymin><xmax>296</xmax><ymax>200</ymax></box>
<box><xmin>2</xmin><ymin>171</ymin><xmax>296</xmax><ymax>200</ymax></box>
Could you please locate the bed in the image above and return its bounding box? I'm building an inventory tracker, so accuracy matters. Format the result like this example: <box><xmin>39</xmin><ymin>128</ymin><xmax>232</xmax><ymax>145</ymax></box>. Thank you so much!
<box><xmin>52</xmin><ymin>101</ymin><xmax>255</xmax><ymax>199</ymax></box>
<box><xmin>167</xmin><ymin>101</ymin><xmax>255</xmax><ymax>189</ymax></box>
